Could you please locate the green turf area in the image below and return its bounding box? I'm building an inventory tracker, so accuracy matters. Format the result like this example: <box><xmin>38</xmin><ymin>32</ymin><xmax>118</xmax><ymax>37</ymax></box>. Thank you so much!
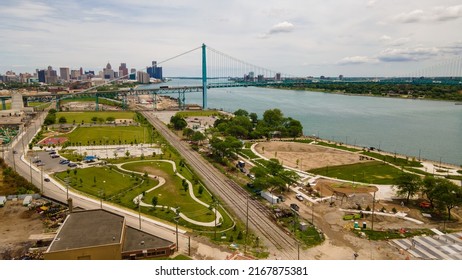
<box><xmin>238</xmin><ymin>148</ymin><xmax>259</xmax><ymax>159</ymax></box>
<box><xmin>357</xmin><ymin>229</ymin><xmax>434</xmax><ymax>240</ymax></box>
<box><xmin>361</xmin><ymin>151</ymin><xmax>423</xmax><ymax>167</ymax></box>
<box><xmin>55</xmin><ymin>111</ymin><xmax>135</xmax><ymax>124</ymax></box>
<box><xmin>60</xmin><ymin>126</ymin><xmax>151</xmax><ymax>145</ymax></box>
<box><xmin>309</xmin><ymin>161</ymin><xmax>403</xmax><ymax>184</ymax></box>
<box><xmin>315</xmin><ymin>141</ymin><xmax>360</xmax><ymax>152</ymax></box>
<box><xmin>175</xmin><ymin>110</ymin><xmax>221</xmax><ymax>118</ymax></box>
<box><xmin>121</xmin><ymin>161</ymin><xmax>216</xmax><ymax>224</ymax></box>
<box><xmin>54</xmin><ymin>166</ymin><xmax>141</xmax><ymax>198</ymax></box>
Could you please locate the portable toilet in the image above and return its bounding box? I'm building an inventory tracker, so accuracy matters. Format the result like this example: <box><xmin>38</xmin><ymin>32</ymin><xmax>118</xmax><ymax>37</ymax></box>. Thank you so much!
<box><xmin>23</xmin><ymin>195</ymin><xmax>32</xmax><ymax>206</ymax></box>
<box><xmin>0</xmin><ymin>196</ymin><xmax>6</xmax><ymax>207</ymax></box>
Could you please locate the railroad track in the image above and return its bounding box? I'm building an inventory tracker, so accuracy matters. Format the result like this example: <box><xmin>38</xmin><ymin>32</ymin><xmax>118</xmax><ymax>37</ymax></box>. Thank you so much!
<box><xmin>142</xmin><ymin>111</ymin><xmax>298</xmax><ymax>259</ymax></box>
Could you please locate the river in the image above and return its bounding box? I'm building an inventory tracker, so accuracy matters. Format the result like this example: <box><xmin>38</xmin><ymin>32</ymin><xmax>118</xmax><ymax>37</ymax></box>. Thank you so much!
<box><xmin>138</xmin><ymin>79</ymin><xmax>462</xmax><ymax>166</ymax></box>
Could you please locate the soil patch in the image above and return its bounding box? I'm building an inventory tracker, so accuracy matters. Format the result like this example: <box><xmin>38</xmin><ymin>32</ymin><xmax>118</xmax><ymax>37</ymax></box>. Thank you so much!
<box><xmin>254</xmin><ymin>141</ymin><xmax>362</xmax><ymax>171</ymax></box>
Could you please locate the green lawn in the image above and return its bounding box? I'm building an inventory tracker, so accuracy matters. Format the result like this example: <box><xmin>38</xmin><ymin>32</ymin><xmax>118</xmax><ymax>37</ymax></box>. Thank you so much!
<box><xmin>60</xmin><ymin>126</ymin><xmax>151</xmax><ymax>145</ymax></box>
<box><xmin>315</xmin><ymin>141</ymin><xmax>361</xmax><ymax>152</ymax></box>
<box><xmin>54</xmin><ymin>166</ymin><xmax>140</xmax><ymax>198</ymax></box>
<box><xmin>55</xmin><ymin>111</ymin><xmax>135</xmax><ymax>124</ymax></box>
<box><xmin>309</xmin><ymin>161</ymin><xmax>404</xmax><ymax>184</ymax></box>
<box><xmin>121</xmin><ymin>161</ymin><xmax>216</xmax><ymax>224</ymax></box>
<box><xmin>361</xmin><ymin>151</ymin><xmax>423</xmax><ymax>167</ymax></box>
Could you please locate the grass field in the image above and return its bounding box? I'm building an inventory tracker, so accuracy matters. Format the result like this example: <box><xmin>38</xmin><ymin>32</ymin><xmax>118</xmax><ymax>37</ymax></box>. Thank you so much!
<box><xmin>309</xmin><ymin>161</ymin><xmax>404</xmax><ymax>184</ymax></box>
<box><xmin>315</xmin><ymin>141</ymin><xmax>361</xmax><ymax>152</ymax></box>
<box><xmin>121</xmin><ymin>161</ymin><xmax>217</xmax><ymax>224</ymax></box>
<box><xmin>55</xmin><ymin>111</ymin><xmax>135</xmax><ymax>124</ymax></box>
<box><xmin>361</xmin><ymin>151</ymin><xmax>423</xmax><ymax>167</ymax></box>
<box><xmin>60</xmin><ymin>126</ymin><xmax>151</xmax><ymax>145</ymax></box>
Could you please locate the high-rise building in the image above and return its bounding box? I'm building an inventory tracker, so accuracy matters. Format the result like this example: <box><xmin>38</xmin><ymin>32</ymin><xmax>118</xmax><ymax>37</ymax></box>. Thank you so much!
<box><xmin>129</xmin><ymin>68</ymin><xmax>136</xmax><ymax>80</ymax></box>
<box><xmin>71</xmin><ymin>70</ymin><xmax>81</xmax><ymax>80</ymax></box>
<box><xmin>137</xmin><ymin>71</ymin><xmax>150</xmax><ymax>84</ymax></box>
<box><xmin>147</xmin><ymin>61</ymin><xmax>163</xmax><ymax>80</ymax></box>
<box><xmin>60</xmin><ymin>67</ymin><xmax>70</xmax><ymax>81</ymax></box>
<box><xmin>103</xmin><ymin>62</ymin><xmax>115</xmax><ymax>80</ymax></box>
<box><xmin>119</xmin><ymin>63</ymin><xmax>129</xmax><ymax>79</ymax></box>
<box><xmin>38</xmin><ymin>70</ymin><xmax>46</xmax><ymax>83</ymax></box>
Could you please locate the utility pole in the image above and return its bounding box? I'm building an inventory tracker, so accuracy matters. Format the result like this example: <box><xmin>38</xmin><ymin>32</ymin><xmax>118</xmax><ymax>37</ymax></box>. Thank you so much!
<box><xmin>40</xmin><ymin>165</ymin><xmax>44</xmax><ymax>194</ymax></box>
<box><xmin>175</xmin><ymin>207</ymin><xmax>180</xmax><ymax>252</ymax></box>
<box><xmin>137</xmin><ymin>197</ymin><xmax>142</xmax><ymax>230</ymax></box>
<box><xmin>244</xmin><ymin>195</ymin><xmax>249</xmax><ymax>254</ymax></box>
<box><xmin>371</xmin><ymin>191</ymin><xmax>376</xmax><ymax>231</ymax></box>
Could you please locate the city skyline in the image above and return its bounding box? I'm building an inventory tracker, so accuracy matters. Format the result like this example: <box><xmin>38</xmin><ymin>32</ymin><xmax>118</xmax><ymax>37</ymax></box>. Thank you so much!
<box><xmin>1</xmin><ymin>0</ymin><xmax>462</xmax><ymax>77</ymax></box>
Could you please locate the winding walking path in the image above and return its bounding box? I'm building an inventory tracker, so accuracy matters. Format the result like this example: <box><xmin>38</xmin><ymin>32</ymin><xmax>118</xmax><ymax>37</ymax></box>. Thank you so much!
<box><xmin>116</xmin><ymin>160</ymin><xmax>222</xmax><ymax>227</ymax></box>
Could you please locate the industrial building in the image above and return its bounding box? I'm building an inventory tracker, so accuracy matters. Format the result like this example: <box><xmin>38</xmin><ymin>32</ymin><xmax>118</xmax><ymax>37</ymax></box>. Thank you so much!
<box><xmin>44</xmin><ymin>209</ymin><xmax>176</xmax><ymax>260</ymax></box>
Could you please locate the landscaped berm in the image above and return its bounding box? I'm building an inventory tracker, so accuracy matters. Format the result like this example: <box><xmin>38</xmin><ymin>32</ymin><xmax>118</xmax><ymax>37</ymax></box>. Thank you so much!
<box><xmin>39</xmin><ymin>137</ymin><xmax>68</xmax><ymax>146</ymax></box>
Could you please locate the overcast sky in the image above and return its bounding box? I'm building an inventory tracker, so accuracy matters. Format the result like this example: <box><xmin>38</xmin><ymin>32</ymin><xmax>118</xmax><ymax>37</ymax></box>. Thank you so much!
<box><xmin>1</xmin><ymin>0</ymin><xmax>461</xmax><ymax>77</ymax></box>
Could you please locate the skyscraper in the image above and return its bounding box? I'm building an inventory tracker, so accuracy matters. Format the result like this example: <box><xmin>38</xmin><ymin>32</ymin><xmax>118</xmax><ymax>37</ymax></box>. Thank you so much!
<box><xmin>147</xmin><ymin>61</ymin><xmax>163</xmax><ymax>80</ymax></box>
<box><xmin>60</xmin><ymin>67</ymin><xmax>70</xmax><ymax>81</ymax></box>
<box><xmin>119</xmin><ymin>63</ymin><xmax>129</xmax><ymax>79</ymax></box>
<box><xmin>103</xmin><ymin>62</ymin><xmax>115</xmax><ymax>80</ymax></box>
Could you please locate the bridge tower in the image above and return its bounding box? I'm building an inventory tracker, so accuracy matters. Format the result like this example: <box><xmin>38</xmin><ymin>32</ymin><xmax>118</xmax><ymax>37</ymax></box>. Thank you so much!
<box><xmin>202</xmin><ymin>43</ymin><xmax>207</xmax><ymax>109</ymax></box>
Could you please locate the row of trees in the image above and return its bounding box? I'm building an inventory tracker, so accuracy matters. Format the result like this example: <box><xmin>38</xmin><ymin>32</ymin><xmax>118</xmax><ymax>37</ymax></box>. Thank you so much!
<box><xmin>394</xmin><ymin>173</ymin><xmax>462</xmax><ymax>220</ymax></box>
<box><xmin>215</xmin><ymin>109</ymin><xmax>303</xmax><ymax>139</ymax></box>
<box><xmin>281</xmin><ymin>83</ymin><xmax>462</xmax><ymax>101</ymax></box>
<box><xmin>250</xmin><ymin>158</ymin><xmax>299</xmax><ymax>193</ymax></box>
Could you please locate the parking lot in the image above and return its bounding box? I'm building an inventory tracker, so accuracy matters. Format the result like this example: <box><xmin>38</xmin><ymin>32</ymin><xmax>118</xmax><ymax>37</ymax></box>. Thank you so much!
<box><xmin>27</xmin><ymin>150</ymin><xmax>72</xmax><ymax>173</ymax></box>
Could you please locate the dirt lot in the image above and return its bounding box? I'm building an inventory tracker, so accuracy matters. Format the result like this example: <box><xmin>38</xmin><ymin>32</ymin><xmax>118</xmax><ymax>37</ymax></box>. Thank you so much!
<box><xmin>0</xmin><ymin>201</ymin><xmax>45</xmax><ymax>259</ymax></box>
<box><xmin>253</xmin><ymin>141</ymin><xmax>462</xmax><ymax>259</ymax></box>
<box><xmin>254</xmin><ymin>141</ymin><xmax>362</xmax><ymax>171</ymax></box>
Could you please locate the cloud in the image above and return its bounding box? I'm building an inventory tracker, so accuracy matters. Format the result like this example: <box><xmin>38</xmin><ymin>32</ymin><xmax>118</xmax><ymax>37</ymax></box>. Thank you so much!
<box><xmin>378</xmin><ymin>47</ymin><xmax>440</xmax><ymax>62</ymax></box>
<box><xmin>367</xmin><ymin>0</ymin><xmax>377</xmax><ymax>8</ymax></box>
<box><xmin>338</xmin><ymin>56</ymin><xmax>378</xmax><ymax>65</ymax></box>
<box><xmin>394</xmin><ymin>9</ymin><xmax>425</xmax><ymax>23</ymax></box>
<box><xmin>433</xmin><ymin>5</ymin><xmax>462</xmax><ymax>21</ymax></box>
<box><xmin>0</xmin><ymin>1</ymin><xmax>56</xmax><ymax>19</ymax></box>
<box><xmin>268</xmin><ymin>21</ymin><xmax>295</xmax><ymax>34</ymax></box>
<box><xmin>394</xmin><ymin>5</ymin><xmax>462</xmax><ymax>23</ymax></box>
<box><xmin>379</xmin><ymin>35</ymin><xmax>411</xmax><ymax>46</ymax></box>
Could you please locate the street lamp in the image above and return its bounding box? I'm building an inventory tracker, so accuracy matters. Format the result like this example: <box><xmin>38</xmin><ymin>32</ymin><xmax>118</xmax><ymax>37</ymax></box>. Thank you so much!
<box><xmin>137</xmin><ymin>197</ymin><xmax>142</xmax><ymax>229</ymax></box>
<box><xmin>174</xmin><ymin>207</ymin><xmax>181</xmax><ymax>252</ymax></box>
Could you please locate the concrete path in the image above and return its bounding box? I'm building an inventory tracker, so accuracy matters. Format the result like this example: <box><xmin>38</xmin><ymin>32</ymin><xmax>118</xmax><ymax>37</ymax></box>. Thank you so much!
<box><xmin>117</xmin><ymin>160</ymin><xmax>222</xmax><ymax>227</ymax></box>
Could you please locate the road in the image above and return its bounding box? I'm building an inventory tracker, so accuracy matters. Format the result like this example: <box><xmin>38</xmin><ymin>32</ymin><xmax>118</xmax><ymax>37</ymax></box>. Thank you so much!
<box><xmin>142</xmin><ymin>111</ymin><xmax>300</xmax><ymax>259</ymax></box>
<box><xmin>2</xmin><ymin>111</ymin><xmax>230</xmax><ymax>260</ymax></box>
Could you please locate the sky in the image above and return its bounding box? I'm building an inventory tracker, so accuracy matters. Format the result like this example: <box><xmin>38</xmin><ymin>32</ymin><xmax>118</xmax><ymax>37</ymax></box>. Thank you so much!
<box><xmin>1</xmin><ymin>0</ymin><xmax>462</xmax><ymax>77</ymax></box>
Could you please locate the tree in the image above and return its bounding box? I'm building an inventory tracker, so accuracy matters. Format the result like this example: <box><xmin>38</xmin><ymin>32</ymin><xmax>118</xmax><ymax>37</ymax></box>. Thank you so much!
<box><xmin>249</xmin><ymin>112</ymin><xmax>258</xmax><ymax>124</ymax></box>
<box><xmin>170</xmin><ymin>115</ymin><xmax>187</xmax><ymax>130</ymax></box>
<box><xmin>191</xmin><ymin>131</ymin><xmax>206</xmax><ymax>143</ymax></box>
<box><xmin>432</xmin><ymin>179</ymin><xmax>462</xmax><ymax>221</ymax></box>
<box><xmin>422</xmin><ymin>176</ymin><xmax>439</xmax><ymax>207</ymax></box>
<box><xmin>393</xmin><ymin>173</ymin><xmax>422</xmax><ymax>203</ymax></box>
<box><xmin>198</xmin><ymin>184</ymin><xmax>204</xmax><ymax>195</ymax></box>
<box><xmin>183</xmin><ymin>128</ymin><xmax>194</xmax><ymax>139</ymax></box>
<box><xmin>58</xmin><ymin>116</ymin><xmax>67</xmax><ymax>124</ymax></box>
<box><xmin>234</xmin><ymin>109</ymin><xmax>249</xmax><ymax>117</ymax></box>
<box><xmin>151</xmin><ymin>196</ymin><xmax>158</xmax><ymax>209</ymax></box>
<box><xmin>91</xmin><ymin>116</ymin><xmax>98</xmax><ymax>124</ymax></box>
<box><xmin>106</xmin><ymin>116</ymin><xmax>115</xmax><ymax>123</ymax></box>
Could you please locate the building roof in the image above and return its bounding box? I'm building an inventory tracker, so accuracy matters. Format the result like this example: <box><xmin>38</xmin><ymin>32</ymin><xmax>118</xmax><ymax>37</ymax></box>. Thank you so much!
<box><xmin>122</xmin><ymin>226</ymin><xmax>174</xmax><ymax>253</ymax></box>
<box><xmin>47</xmin><ymin>209</ymin><xmax>124</xmax><ymax>252</ymax></box>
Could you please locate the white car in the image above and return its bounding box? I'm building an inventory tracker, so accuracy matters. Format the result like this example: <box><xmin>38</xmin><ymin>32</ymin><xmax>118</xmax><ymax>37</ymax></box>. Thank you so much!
<box><xmin>295</xmin><ymin>194</ymin><xmax>304</xmax><ymax>201</ymax></box>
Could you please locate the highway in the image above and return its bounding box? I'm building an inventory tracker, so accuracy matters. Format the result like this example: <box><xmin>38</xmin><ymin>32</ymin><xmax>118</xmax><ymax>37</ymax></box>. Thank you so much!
<box><xmin>142</xmin><ymin>111</ymin><xmax>299</xmax><ymax>259</ymax></box>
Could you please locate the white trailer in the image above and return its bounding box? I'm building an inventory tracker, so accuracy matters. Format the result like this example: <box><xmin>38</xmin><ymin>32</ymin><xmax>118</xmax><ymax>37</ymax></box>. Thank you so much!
<box><xmin>261</xmin><ymin>191</ymin><xmax>280</xmax><ymax>204</ymax></box>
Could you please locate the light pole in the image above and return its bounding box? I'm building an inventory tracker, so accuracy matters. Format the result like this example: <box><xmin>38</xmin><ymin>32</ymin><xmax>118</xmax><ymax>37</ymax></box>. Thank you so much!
<box><xmin>244</xmin><ymin>194</ymin><xmax>249</xmax><ymax>254</ymax></box>
<box><xmin>137</xmin><ymin>197</ymin><xmax>142</xmax><ymax>229</ymax></box>
<box><xmin>40</xmin><ymin>164</ymin><xmax>44</xmax><ymax>194</ymax></box>
<box><xmin>175</xmin><ymin>207</ymin><xmax>180</xmax><ymax>252</ymax></box>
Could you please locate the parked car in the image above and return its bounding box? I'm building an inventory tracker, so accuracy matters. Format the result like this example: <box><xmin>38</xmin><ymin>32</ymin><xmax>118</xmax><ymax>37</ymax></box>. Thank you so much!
<box><xmin>36</xmin><ymin>162</ymin><xmax>45</xmax><ymax>166</ymax></box>
<box><xmin>32</xmin><ymin>158</ymin><xmax>41</xmax><ymax>163</ymax></box>
<box><xmin>247</xmin><ymin>173</ymin><xmax>255</xmax><ymax>180</ymax></box>
<box><xmin>51</xmin><ymin>154</ymin><xmax>60</xmax><ymax>158</ymax></box>
<box><xmin>290</xmin><ymin>203</ymin><xmax>300</xmax><ymax>212</ymax></box>
<box><xmin>295</xmin><ymin>194</ymin><xmax>304</xmax><ymax>201</ymax></box>
<box><xmin>59</xmin><ymin>159</ymin><xmax>70</xmax><ymax>165</ymax></box>
<box><xmin>68</xmin><ymin>163</ymin><xmax>77</xmax><ymax>167</ymax></box>
<box><xmin>48</xmin><ymin>151</ymin><xmax>56</xmax><ymax>155</ymax></box>
<box><xmin>44</xmin><ymin>178</ymin><xmax>50</xmax><ymax>182</ymax></box>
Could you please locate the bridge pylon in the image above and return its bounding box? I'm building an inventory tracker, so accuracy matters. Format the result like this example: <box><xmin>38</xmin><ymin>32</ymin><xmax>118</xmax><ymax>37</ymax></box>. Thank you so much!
<box><xmin>202</xmin><ymin>43</ymin><xmax>207</xmax><ymax>109</ymax></box>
